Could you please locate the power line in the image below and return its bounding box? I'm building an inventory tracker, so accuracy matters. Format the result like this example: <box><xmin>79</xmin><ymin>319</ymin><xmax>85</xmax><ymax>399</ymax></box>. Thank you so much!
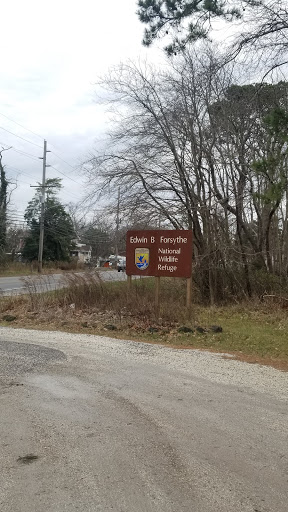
<box><xmin>1</xmin><ymin>141</ymin><xmax>81</xmax><ymax>183</ymax></box>
<box><xmin>1</xmin><ymin>139</ymin><xmax>83</xmax><ymax>201</ymax></box>
<box><xmin>6</xmin><ymin>165</ymin><xmax>37</xmax><ymax>181</ymax></box>
<box><xmin>0</xmin><ymin>112</ymin><xmax>87</xmax><ymax>192</ymax></box>
<box><xmin>0</xmin><ymin>126</ymin><xmax>43</xmax><ymax>149</ymax></box>
<box><xmin>0</xmin><ymin>140</ymin><xmax>12</xmax><ymax>149</ymax></box>
<box><xmin>6</xmin><ymin>221</ymin><xmax>26</xmax><ymax>224</ymax></box>
<box><xmin>7</xmin><ymin>163</ymin><xmax>81</xmax><ymax>200</ymax></box>
<box><xmin>10</xmin><ymin>147</ymin><xmax>40</xmax><ymax>162</ymax></box>
<box><xmin>6</xmin><ymin>223</ymin><xmax>26</xmax><ymax>226</ymax></box>
<box><xmin>6</xmin><ymin>212</ymin><xmax>26</xmax><ymax>218</ymax></box>
<box><xmin>0</xmin><ymin>111</ymin><xmax>44</xmax><ymax>141</ymax></box>
<box><xmin>6</xmin><ymin>223</ymin><xmax>27</xmax><ymax>228</ymax></box>
<box><xmin>6</xmin><ymin>224</ymin><xmax>27</xmax><ymax>227</ymax></box>
<box><xmin>9</xmin><ymin>178</ymin><xmax>31</xmax><ymax>186</ymax></box>
<box><xmin>49</xmin><ymin>164</ymin><xmax>82</xmax><ymax>185</ymax></box>
<box><xmin>51</xmin><ymin>151</ymin><xmax>94</xmax><ymax>185</ymax></box>
<box><xmin>6</xmin><ymin>217</ymin><xmax>112</xmax><ymax>241</ymax></box>
<box><xmin>0</xmin><ymin>119</ymin><xmax>83</xmax><ymax>183</ymax></box>
<box><xmin>6</xmin><ymin>218</ymin><xmax>26</xmax><ymax>223</ymax></box>
<box><xmin>8</xmin><ymin>212</ymin><xmax>27</xmax><ymax>218</ymax></box>
<box><xmin>50</xmin><ymin>151</ymin><xmax>77</xmax><ymax>171</ymax></box>
<box><xmin>0</xmin><ymin>112</ymin><xmax>82</xmax><ymax>175</ymax></box>
<box><xmin>0</xmin><ymin>114</ymin><xmax>86</xmax><ymax>185</ymax></box>
<box><xmin>1</xmin><ymin>137</ymin><xmax>83</xmax><ymax>185</ymax></box>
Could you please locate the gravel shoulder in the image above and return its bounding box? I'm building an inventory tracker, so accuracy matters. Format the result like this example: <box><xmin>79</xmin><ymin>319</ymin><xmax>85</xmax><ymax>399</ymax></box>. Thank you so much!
<box><xmin>0</xmin><ymin>327</ymin><xmax>287</xmax><ymax>512</ymax></box>
<box><xmin>1</xmin><ymin>327</ymin><xmax>287</xmax><ymax>400</ymax></box>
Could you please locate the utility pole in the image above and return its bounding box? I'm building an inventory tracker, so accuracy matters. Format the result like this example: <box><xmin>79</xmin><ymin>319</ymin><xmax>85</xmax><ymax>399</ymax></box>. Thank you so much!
<box><xmin>115</xmin><ymin>187</ymin><xmax>120</xmax><ymax>268</ymax></box>
<box><xmin>37</xmin><ymin>140</ymin><xmax>50</xmax><ymax>273</ymax></box>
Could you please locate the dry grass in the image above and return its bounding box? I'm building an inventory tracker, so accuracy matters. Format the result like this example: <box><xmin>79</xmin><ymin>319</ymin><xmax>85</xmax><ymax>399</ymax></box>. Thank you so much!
<box><xmin>0</xmin><ymin>272</ymin><xmax>287</xmax><ymax>370</ymax></box>
<box><xmin>0</xmin><ymin>260</ymin><xmax>86</xmax><ymax>277</ymax></box>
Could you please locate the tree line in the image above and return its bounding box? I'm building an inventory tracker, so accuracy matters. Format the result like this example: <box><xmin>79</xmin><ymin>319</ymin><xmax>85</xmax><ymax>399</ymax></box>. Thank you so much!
<box><xmin>84</xmin><ymin>46</ymin><xmax>288</xmax><ymax>302</ymax></box>
<box><xmin>1</xmin><ymin>175</ymin><xmax>119</xmax><ymax>266</ymax></box>
<box><xmin>3</xmin><ymin>0</ymin><xmax>288</xmax><ymax>301</ymax></box>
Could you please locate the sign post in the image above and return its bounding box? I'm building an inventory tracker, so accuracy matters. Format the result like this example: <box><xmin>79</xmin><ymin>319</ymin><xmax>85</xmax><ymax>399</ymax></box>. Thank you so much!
<box><xmin>126</xmin><ymin>230</ymin><xmax>193</xmax><ymax>318</ymax></box>
<box><xmin>127</xmin><ymin>274</ymin><xmax>132</xmax><ymax>296</ymax></box>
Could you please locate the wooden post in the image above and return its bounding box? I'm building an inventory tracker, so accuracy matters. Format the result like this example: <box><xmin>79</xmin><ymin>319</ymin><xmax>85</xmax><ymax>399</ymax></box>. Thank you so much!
<box><xmin>155</xmin><ymin>276</ymin><xmax>160</xmax><ymax>320</ymax></box>
<box><xmin>127</xmin><ymin>275</ymin><xmax>132</xmax><ymax>299</ymax></box>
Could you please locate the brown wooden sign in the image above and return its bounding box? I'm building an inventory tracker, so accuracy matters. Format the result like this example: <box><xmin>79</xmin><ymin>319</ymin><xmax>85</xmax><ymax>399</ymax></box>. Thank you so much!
<box><xmin>126</xmin><ymin>230</ymin><xmax>193</xmax><ymax>278</ymax></box>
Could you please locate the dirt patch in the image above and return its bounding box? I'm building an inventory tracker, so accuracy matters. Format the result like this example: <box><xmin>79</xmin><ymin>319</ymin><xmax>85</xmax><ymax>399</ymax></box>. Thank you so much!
<box><xmin>221</xmin><ymin>353</ymin><xmax>288</xmax><ymax>372</ymax></box>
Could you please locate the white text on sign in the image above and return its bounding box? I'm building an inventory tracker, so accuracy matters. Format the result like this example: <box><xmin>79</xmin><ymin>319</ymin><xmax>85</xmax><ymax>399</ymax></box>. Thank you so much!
<box><xmin>129</xmin><ymin>235</ymin><xmax>188</xmax><ymax>245</ymax></box>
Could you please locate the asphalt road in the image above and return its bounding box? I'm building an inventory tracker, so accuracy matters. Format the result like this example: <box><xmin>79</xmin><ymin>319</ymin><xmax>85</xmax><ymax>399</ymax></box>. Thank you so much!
<box><xmin>0</xmin><ymin>328</ymin><xmax>287</xmax><ymax>512</ymax></box>
<box><xmin>0</xmin><ymin>270</ymin><xmax>127</xmax><ymax>295</ymax></box>
<box><xmin>0</xmin><ymin>275</ymin><xmax>35</xmax><ymax>294</ymax></box>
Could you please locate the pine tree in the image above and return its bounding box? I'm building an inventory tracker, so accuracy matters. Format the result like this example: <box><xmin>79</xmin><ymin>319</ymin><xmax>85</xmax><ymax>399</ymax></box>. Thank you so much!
<box><xmin>137</xmin><ymin>0</ymin><xmax>241</xmax><ymax>54</ymax></box>
<box><xmin>22</xmin><ymin>179</ymin><xmax>75</xmax><ymax>262</ymax></box>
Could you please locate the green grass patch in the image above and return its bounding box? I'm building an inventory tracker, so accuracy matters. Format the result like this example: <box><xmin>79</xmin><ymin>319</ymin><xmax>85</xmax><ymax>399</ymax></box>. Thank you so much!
<box><xmin>174</xmin><ymin>305</ymin><xmax>288</xmax><ymax>366</ymax></box>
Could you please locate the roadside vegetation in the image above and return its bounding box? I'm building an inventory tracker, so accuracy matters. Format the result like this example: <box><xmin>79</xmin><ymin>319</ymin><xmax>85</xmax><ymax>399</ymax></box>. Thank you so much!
<box><xmin>0</xmin><ymin>272</ymin><xmax>287</xmax><ymax>370</ymax></box>
<box><xmin>0</xmin><ymin>260</ymin><xmax>85</xmax><ymax>277</ymax></box>
<box><xmin>1</xmin><ymin>1</ymin><xmax>288</xmax><ymax>371</ymax></box>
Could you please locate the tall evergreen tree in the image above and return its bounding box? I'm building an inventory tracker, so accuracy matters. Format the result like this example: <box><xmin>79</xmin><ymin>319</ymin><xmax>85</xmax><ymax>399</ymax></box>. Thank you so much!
<box><xmin>22</xmin><ymin>178</ymin><xmax>75</xmax><ymax>262</ymax></box>
<box><xmin>137</xmin><ymin>0</ymin><xmax>288</xmax><ymax>62</ymax></box>
<box><xmin>137</xmin><ymin>0</ymin><xmax>242</xmax><ymax>54</ymax></box>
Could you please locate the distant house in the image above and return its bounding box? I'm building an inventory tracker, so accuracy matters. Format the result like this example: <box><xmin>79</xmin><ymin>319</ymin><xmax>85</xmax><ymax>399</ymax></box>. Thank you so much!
<box><xmin>70</xmin><ymin>243</ymin><xmax>92</xmax><ymax>263</ymax></box>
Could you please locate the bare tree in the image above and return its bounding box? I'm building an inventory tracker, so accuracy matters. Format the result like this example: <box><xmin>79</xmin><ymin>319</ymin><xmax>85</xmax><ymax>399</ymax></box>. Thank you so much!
<box><xmin>84</xmin><ymin>49</ymin><xmax>288</xmax><ymax>300</ymax></box>
<box><xmin>84</xmin><ymin>52</ymin><xmax>235</xmax><ymax>299</ymax></box>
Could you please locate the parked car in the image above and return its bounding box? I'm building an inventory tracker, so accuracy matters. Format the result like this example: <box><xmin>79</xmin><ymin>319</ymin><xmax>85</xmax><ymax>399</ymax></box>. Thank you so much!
<box><xmin>117</xmin><ymin>258</ymin><xmax>126</xmax><ymax>272</ymax></box>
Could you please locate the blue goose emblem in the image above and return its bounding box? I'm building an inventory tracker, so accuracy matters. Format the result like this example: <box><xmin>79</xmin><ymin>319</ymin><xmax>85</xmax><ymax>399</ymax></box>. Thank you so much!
<box><xmin>135</xmin><ymin>248</ymin><xmax>149</xmax><ymax>270</ymax></box>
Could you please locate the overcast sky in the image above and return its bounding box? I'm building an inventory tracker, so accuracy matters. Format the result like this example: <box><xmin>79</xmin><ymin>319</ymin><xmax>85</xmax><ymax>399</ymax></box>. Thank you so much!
<box><xmin>0</xmin><ymin>0</ymin><xmax>163</xmax><ymax>226</ymax></box>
